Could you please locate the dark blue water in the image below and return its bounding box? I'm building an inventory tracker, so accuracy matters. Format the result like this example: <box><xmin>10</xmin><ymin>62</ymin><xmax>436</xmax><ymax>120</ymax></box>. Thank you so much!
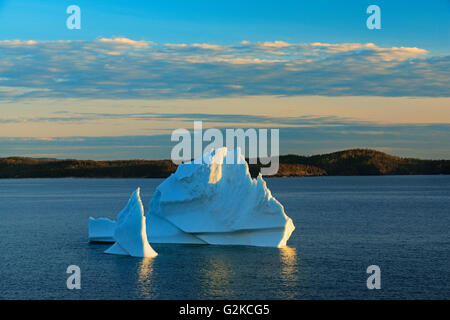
<box><xmin>0</xmin><ymin>176</ymin><xmax>449</xmax><ymax>299</ymax></box>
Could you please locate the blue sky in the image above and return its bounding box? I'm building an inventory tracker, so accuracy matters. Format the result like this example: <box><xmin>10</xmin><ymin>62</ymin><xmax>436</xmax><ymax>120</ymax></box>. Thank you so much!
<box><xmin>1</xmin><ymin>0</ymin><xmax>449</xmax><ymax>53</ymax></box>
<box><xmin>0</xmin><ymin>0</ymin><xmax>449</xmax><ymax>159</ymax></box>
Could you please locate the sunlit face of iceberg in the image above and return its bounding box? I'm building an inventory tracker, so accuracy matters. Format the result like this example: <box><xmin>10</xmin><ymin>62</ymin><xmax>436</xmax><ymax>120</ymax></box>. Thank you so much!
<box><xmin>104</xmin><ymin>188</ymin><xmax>158</xmax><ymax>258</ymax></box>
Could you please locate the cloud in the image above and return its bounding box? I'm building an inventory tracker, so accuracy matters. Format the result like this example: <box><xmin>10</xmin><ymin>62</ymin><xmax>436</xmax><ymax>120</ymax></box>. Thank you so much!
<box><xmin>165</xmin><ymin>43</ymin><xmax>225</xmax><ymax>50</ymax></box>
<box><xmin>0</xmin><ymin>39</ymin><xmax>38</xmax><ymax>46</ymax></box>
<box><xmin>1</xmin><ymin>110</ymin><xmax>447</xmax><ymax>132</ymax></box>
<box><xmin>1</xmin><ymin>111</ymin><xmax>349</xmax><ymax>126</ymax></box>
<box><xmin>0</xmin><ymin>38</ymin><xmax>447</xmax><ymax>100</ymax></box>
<box><xmin>259</xmin><ymin>41</ymin><xmax>292</xmax><ymax>48</ymax></box>
<box><xmin>373</xmin><ymin>47</ymin><xmax>428</xmax><ymax>61</ymax></box>
<box><xmin>1</xmin><ymin>121</ymin><xmax>449</xmax><ymax>160</ymax></box>
<box><xmin>190</xmin><ymin>43</ymin><xmax>224</xmax><ymax>50</ymax></box>
<box><xmin>97</xmin><ymin>37</ymin><xmax>151</xmax><ymax>48</ymax></box>
<box><xmin>309</xmin><ymin>43</ymin><xmax>428</xmax><ymax>60</ymax></box>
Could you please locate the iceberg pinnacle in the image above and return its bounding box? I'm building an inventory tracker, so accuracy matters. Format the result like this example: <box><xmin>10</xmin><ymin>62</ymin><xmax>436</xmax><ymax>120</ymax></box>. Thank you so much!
<box><xmin>104</xmin><ymin>188</ymin><xmax>158</xmax><ymax>258</ymax></box>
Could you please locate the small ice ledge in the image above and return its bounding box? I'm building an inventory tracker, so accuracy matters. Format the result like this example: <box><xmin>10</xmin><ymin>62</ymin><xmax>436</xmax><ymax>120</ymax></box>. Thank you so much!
<box><xmin>88</xmin><ymin>217</ymin><xmax>116</xmax><ymax>242</ymax></box>
<box><xmin>104</xmin><ymin>188</ymin><xmax>158</xmax><ymax>258</ymax></box>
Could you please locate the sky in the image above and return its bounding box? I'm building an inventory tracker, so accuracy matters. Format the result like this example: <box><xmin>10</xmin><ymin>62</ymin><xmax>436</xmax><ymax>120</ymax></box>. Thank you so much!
<box><xmin>0</xmin><ymin>0</ymin><xmax>449</xmax><ymax>159</ymax></box>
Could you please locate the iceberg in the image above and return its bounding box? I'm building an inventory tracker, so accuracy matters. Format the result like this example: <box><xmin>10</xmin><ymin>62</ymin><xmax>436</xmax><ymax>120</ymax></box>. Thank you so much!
<box><xmin>148</xmin><ymin>147</ymin><xmax>295</xmax><ymax>247</ymax></box>
<box><xmin>89</xmin><ymin>148</ymin><xmax>295</xmax><ymax>248</ymax></box>
<box><xmin>104</xmin><ymin>188</ymin><xmax>158</xmax><ymax>258</ymax></box>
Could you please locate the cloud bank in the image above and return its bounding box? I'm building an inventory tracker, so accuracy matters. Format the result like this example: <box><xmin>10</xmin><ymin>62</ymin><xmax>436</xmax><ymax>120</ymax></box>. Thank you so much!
<box><xmin>0</xmin><ymin>38</ymin><xmax>448</xmax><ymax>99</ymax></box>
<box><xmin>2</xmin><ymin>121</ymin><xmax>449</xmax><ymax>160</ymax></box>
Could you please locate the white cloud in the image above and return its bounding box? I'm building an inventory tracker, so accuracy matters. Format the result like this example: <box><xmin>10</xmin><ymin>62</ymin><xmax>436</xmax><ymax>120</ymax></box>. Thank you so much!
<box><xmin>97</xmin><ymin>37</ymin><xmax>151</xmax><ymax>48</ymax></box>
<box><xmin>165</xmin><ymin>43</ymin><xmax>224</xmax><ymax>50</ymax></box>
<box><xmin>191</xmin><ymin>43</ymin><xmax>224</xmax><ymax>50</ymax></box>
<box><xmin>372</xmin><ymin>47</ymin><xmax>428</xmax><ymax>61</ymax></box>
<box><xmin>0</xmin><ymin>38</ymin><xmax>446</xmax><ymax>99</ymax></box>
<box><xmin>259</xmin><ymin>41</ymin><xmax>292</xmax><ymax>48</ymax></box>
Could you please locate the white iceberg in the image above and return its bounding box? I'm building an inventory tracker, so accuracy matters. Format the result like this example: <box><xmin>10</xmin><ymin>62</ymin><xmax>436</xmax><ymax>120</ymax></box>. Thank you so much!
<box><xmin>88</xmin><ymin>217</ymin><xmax>116</xmax><ymax>242</ymax></box>
<box><xmin>89</xmin><ymin>148</ymin><xmax>295</xmax><ymax>248</ymax></box>
<box><xmin>104</xmin><ymin>188</ymin><xmax>158</xmax><ymax>258</ymax></box>
<box><xmin>148</xmin><ymin>147</ymin><xmax>295</xmax><ymax>247</ymax></box>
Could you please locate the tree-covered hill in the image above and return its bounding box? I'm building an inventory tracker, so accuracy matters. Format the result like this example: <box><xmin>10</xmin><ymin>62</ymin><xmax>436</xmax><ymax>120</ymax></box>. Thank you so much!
<box><xmin>279</xmin><ymin>149</ymin><xmax>450</xmax><ymax>176</ymax></box>
<box><xmin>0</xmin><ymin>157</ymin><xmax>177</xmax><ymax>178</ymax></box>
<box><xmin>0</xmin><ymin>149</ymin><xmax>448</xmax><ymax>178</ymax></box>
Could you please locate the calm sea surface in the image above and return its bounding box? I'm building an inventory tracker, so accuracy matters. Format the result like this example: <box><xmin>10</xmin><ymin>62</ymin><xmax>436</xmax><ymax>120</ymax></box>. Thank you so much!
<box><xmin>0</xmin><ymin>176</ymin><xmax>449</xmax><ymax>299</ymax></box>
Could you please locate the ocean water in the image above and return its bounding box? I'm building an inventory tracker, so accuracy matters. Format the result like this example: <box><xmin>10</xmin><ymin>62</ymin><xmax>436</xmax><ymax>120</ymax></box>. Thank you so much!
<box><xmin>0</xmin><ymin>176</ymin><xmax>449</xmax><ymax>300</ymax></box>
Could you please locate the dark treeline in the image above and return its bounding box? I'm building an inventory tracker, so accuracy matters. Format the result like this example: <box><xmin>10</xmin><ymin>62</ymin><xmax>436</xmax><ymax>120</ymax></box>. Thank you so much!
<box><xmin>0</xmin><ymin>158</ymin><xmax>177</xmax><ymax>178</ymax></box>
<box><xmin>276</xmin><ymin>149</ymin><xmax>450</xmax><ymax>176</ymax></box>
<box><xmin>0</xmin><ymin>149</ymin><xmax>449</xmax><ymax>178</ymax></box>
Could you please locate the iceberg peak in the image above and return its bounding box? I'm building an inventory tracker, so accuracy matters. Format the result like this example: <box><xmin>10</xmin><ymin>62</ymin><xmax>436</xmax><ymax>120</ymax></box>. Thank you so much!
<box><xmin>105</xmin><ymin>188</ymin><xmax>158</xmax><ymax>258</ymax></box>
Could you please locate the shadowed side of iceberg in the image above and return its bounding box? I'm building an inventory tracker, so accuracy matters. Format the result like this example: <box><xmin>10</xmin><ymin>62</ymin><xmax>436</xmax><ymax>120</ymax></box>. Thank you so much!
<box><xmin>194</xmin><ymin>218</ymin><xmax>295</xmax><ymax>247</ymax></box>
<box><xmin>145</xmin><ymin>214</ymin><xmax>207</xmax><ymax>244</ymax></box>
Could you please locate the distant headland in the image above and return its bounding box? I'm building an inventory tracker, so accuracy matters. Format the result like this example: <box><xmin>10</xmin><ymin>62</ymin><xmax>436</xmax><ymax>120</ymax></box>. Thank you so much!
<box><xmin>0</xmin><ymin>149</ymin><xmax>449</xmax><ymax>178</ymax></box>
